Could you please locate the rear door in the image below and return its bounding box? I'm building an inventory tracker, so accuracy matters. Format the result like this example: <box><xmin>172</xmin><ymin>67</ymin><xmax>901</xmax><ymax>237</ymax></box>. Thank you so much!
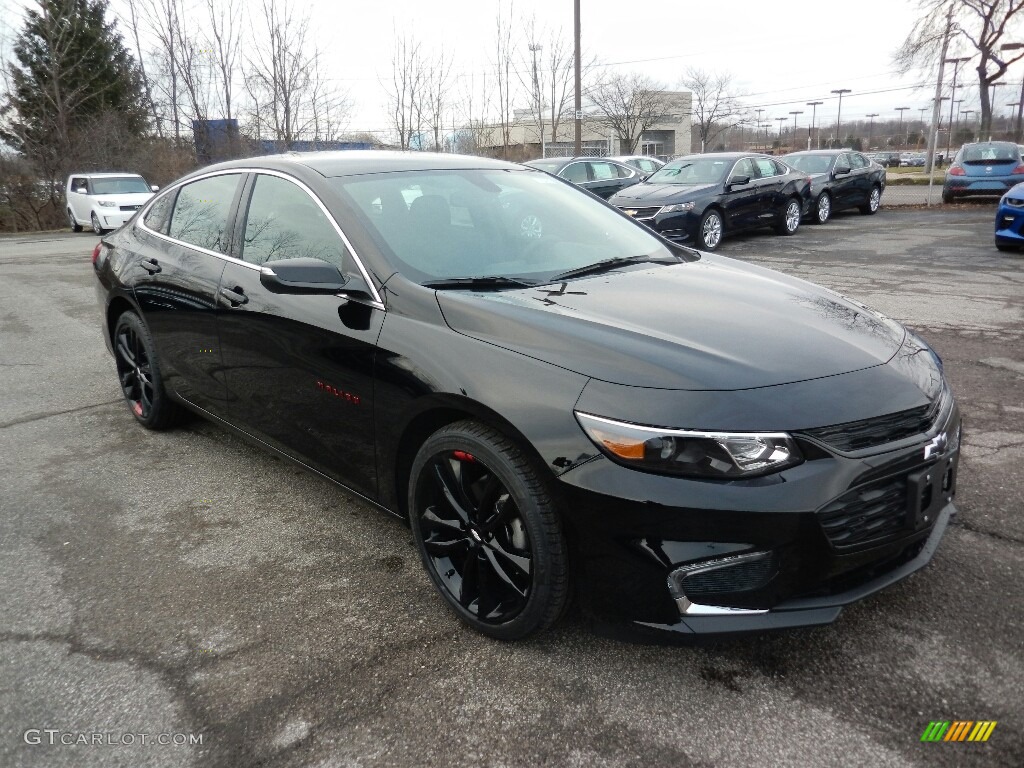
<box><xmin>216</xmin><ymin>171</ymin><xmax>384</xmax><ymax>497</ymax></box>
<box><xmin>751</xmin><ymin>157</ymin><xmax>787</xmax><ymax>225</ymax></box>
<box><xmin>131</xmin><ymin>171</ymin><xmax>245</xmax><ymax>413</ymax></box>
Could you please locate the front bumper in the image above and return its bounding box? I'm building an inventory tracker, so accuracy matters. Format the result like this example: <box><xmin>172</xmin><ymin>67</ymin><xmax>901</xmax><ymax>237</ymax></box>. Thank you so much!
<box><xmin>995</xmin><ymin>200</ymin><xmax>1024</xmax><ymax>243</ymax></box>
<box><xmin>556</xmin><ymin>398</ymin><xmax>960</xmax><ymax>636</ymax></box>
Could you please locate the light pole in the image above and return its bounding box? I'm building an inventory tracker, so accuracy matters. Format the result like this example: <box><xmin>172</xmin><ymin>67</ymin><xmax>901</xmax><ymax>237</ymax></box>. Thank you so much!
<box><xmin>866</xmin><ymin>113</ymin><xmax>879</xmax><ymax>149</ymax></box>
<box><xmin>918</xmin><ymin>107</ymin><xmax>929</xmax><ymax>147</ymax></box>
<box><xmin>987</xmin><ymin>82</ymin><xmax>1006</xmax><ymax>140</ymax></box>
<box><xmin>831</xmin><ymin>88</ymin><xmax>851</xmax><ymax>148</ymax></box>
<box><xmin>806</xmin><ymin>101</ymin><xmax>823</xmax><ymax>149</ymax></box>
<box><xmin>960</xmin><ymin>108</ymin><xmax>976</xmax><ymax>142</ymax></box>
<box><xmin>944</xmin><ymin>57</ymin><xmax>971</xmax><ymax>162</ymax></box>
<box><xmin>789</xmin><ymin>110</ymin><xmax>803</xmax><ymax>150</ymax></box>
<box><xmin>775</xmin><ymin>116</ymin><xmax>787</xmax><ymax>148</ymax></box>
<box><xmin>759</xmin><ymin>123</ymin><xmax>771</xmax><ymax>151</ymax></box>
<box><xmin>529</xmin><ymin>43</ymin><xmax>544</xmax><ymax>157</ymax></box>
<box><xmin>895</xmin><ymin>106</ymin><xmax>909</xmax><ymax>149</ymax></box>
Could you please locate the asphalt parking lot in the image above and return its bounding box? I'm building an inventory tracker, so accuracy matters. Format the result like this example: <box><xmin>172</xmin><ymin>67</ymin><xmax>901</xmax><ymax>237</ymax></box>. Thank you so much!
<box><xmin>1</xmin><ymin>206</ymin><xmax>1022</xmax><ymax>768</ymax></box>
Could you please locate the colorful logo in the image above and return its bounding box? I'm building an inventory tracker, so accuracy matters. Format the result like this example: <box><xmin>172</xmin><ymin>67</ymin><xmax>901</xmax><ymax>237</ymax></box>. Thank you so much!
<box><xmin>920</xmin><ymin>721</ymin><xmax>997</xmax><ymax>742</ymax></box>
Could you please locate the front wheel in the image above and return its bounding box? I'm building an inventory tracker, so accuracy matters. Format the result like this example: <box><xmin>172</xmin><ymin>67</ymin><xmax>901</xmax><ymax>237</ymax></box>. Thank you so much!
<box><xmin>91</xmin><ymin>212</ymin><xmax>104</xmax><ymax>234</ymax></box>
<box><xmin>775</xmin><ymin>198</ymin><xmax>802</xmax><ymax>235</ymax></box>
<box><xmin>812</xmin><ymin>192</ymin><xmax>831</xmax><ymax>224</ymax></box>
<box><xmin>696</xmin><ymin>209</ymin><xmax>723</xmax><ymax>250</ymax></box>
<box><xmin>408</xmin><ymin>421</ymin><xmax>569</xmax><ymax>640</ymax></box>
<box><xmin>112</xmin><ymin>312</ymin><xmax>182</xmax><ymax>430</ymax></box>
<box><xmin>859</xmin><ymin>186</ymin><xmax>881</xmax><ymax>215</ymax></box>
<box><xmin>68</xmin><ymin>209</ymin><xmax>83</xmax><ymax>232</ymax></box>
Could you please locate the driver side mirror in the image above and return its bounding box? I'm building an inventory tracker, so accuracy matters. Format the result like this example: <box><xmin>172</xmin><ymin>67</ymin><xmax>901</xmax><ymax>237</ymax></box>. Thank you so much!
<box><xmin>834</xmin><ymin>166</ymin><xmax>851</xmax><ymax>176</ymax></box>
<box><xmin>151</xmin><ymin>185</ymin><xmax>160</xmax><ymax>192</ymax></box>
<box><xmin>727</xmin><ymin>175</ymin><xmax>751</xmax><ymax>187</ymax></box>
<box><xmin>259</xmin><ymin>258</ymin><xmax>349</xmax><ymax>294</ymax></box>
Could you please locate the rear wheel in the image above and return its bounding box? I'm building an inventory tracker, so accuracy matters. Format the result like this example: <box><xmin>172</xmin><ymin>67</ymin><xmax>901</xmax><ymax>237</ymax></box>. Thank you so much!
<box><xmin>408</xmin><ymin>421</ymin><xmax>569</xmax><ymax>640</ymax></box>
<box><xmin>68</xmin><ymin>209</ymin><xmax>83</xmax><ymax>232</ymax></box>
<box><xmin>696</xmin><ymin>209</ymin><xmax>723</xmax><ymax>250</ymax></box>
<box><xmin>112</xmin><ymin>311</ymin><xmax>182</xmax><ymax>430</ymax></box>
<box><xmin>775</xmin><ymin>198</ymin><xmax>802</xmax><ymax>235</ymax></box>
<box><xmin>859</xmin><ymin>185</ymin><xmax>881</xmax><ymax>214</ymax></box>
<box><xmin>942</xmin><ymin>191</ymin><xmax>954</xmax><ymax>204</ymax></box>
<box><xmin>812</xmin><ymin>192</ymin><xmax>831</xmax><ymax>224</ymax></box>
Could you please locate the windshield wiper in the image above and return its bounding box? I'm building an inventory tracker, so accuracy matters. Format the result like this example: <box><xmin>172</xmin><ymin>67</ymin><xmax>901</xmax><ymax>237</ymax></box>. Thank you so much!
<box><xmin>548</xmin><ymin>254</ymin><xmax>680</xmax><ymax>282</ymax></box>
<box><xmin>422</xmin><ymin>276</ymin><xmax>537</xmax><ymax>290</ymax></box>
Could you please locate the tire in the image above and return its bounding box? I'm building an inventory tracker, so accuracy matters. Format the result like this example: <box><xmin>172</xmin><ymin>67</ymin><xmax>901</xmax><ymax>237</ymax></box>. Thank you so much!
<box><xmin>942</xmin><ymin>191</ymin><xmax>954</xmax><ymax>204</ymax></box>
<box><xmin>68</xmin><ymin>209</ymin><xmax>83</xmax><ymax>232</ymax></box>
<box><xmin>775</xmin><ymin>197</ymin><xmax>802</xmax><ymax>235</ymax></box>
<box><xmin>112</xmin><ymin>311</ymin><xmax>182</xmax><ymax>430</ymax></box>
<box><xmin>696</xmin><ymin>209</ymin><xmax>723</xmax><ymax>250</ymax></box>
<box><xmin>996</xmin><ymin>241</ymin><xmax>1016</xmax><ymax>252</ymax></box>
<box><xmin>859</xmin><ymin>185</ymin><xmax>881</xmax><ymax>215</ymax></box>
<box><xmin>812</xmin><ymin>192</ymin><xmax>831</xmax><ymax>225</ymax></box>
<box><xmin>408</xmin><ymin>420</ymin><xmax>569</xmax><ymax>640</ymax></box>
<box><xmin>91</xmin><ymin>212</ymin><xmax>104</xmax><ymax>234</ymax></box>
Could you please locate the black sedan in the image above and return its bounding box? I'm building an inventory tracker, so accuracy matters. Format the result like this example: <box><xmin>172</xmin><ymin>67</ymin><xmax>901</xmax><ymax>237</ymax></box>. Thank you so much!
<box><xmin>607</xmin><ymin>153</ymin><xmax>812</xmax><ymax>250</ymax></box>
<box><xmin>523</xmin><ymin>156</ymin><xmax>644</xmax><ymax>199</ymax></box>
<box><xmin>93</xmin><ymin>151</ymin><xmax>960</xmax><ymax>640</ymax></box>
<box><xmin>782</xmin><ymin>150</ymin><xmax>886</xmax><ymax>224</ymax></box>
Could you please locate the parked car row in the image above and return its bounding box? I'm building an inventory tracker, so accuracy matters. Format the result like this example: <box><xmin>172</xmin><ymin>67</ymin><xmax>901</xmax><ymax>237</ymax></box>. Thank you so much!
<box><xmin>526</xmin><ymin>150</ymin><xmax>885</xmax><ymax>251</ymax></box>
<box><xmin>92</xmin><ymin>149</ymin><xmax>960</xmax><ymax>640</ymax></box>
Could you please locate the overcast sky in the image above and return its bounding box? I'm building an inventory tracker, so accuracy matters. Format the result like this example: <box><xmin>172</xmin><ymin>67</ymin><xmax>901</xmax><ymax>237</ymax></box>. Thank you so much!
<box><xmin>3</xmin><ymin>0</ymin><xmax>1020</xmax><ymax>137</ymax></box>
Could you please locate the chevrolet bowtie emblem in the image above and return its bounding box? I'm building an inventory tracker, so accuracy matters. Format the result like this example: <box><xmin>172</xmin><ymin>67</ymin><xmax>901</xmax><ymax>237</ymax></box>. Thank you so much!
<box><xmin>624</xmin><ymin>209</ymin><xmax>638</xmax><ymax>216</ymax></box>
<box><xmin>923</xmin><ymin>432</ymin><xmax>947</xmax><ymax>460</ymax></box>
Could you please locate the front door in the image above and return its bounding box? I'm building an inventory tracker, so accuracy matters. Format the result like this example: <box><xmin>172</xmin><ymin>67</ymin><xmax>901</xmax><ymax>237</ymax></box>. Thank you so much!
<box><xmin>217</xmin><ymin>172</ymin><xmax>384</xmax><ymax>497</ymax></box>
<box><xmin>721</xmin><ymin>158</ymin><xmax>761</xmax><ymax>231</ymax></box>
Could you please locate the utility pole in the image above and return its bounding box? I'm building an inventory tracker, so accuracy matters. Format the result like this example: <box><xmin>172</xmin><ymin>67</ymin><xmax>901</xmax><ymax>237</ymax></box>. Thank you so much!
<box><xmin>831</xmin><ymin>88</ymin><xmax>851</xmax><ymax>147</ymax></box>
<box><xmin>775</xmin><ymin>116</ymin><xmax>787</xmax><ymax>148</ymax></box>
<box><xmin>895</xmin><ymin>106</ymin><xmax>909</xmax><ymax>149</ymax></box>
<box><xmin>926</xmin><ymin>1</ymin><xmax>955</xmax><ymax>189</ymax></box>
<box><xmin>573</xmin><ymin>0</ymin><xmax>582</xmax><ymax>155</ymax></box>
<box><xmin>807</xmin><ymin>101</ymin><xmax>823</xmax><ymax>149</ymax></box>
<box><xmin>789</xmin><ymin>110</ymin><xmax>803</xmax><ymax>147</ymax></box>
<box><xmin>866</xmin><ymin>114</ymin><xmax>879</xmax><ymax>148</ymax></box>
<box><xmin>529</xmin><ymin>43</ymin><xmax>544</xmax><ymax>157</ymax></box>
<box><xmin>944</xmin><ymin>61</ymin><xmax>970</xmax><ymax>165</ymax></box>
<box><xmin>987</xmin><ymin>82</ymin><xmax>1005</xmax><ymax>140</ymax></box>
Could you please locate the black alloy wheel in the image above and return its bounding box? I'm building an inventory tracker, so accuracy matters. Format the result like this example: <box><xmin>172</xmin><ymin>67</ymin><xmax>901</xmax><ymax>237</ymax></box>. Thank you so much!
<box><xmin>112</xmin><ymin>312</ymin><xmax>181</xmax><ymax>430</ymax></box>
<box><xmin>68</xmin><ymin>209</ymin><xmax>83</xmax><ymax>232</ymax></box>
<box><xmin>409</xmin><ymin>421</ymin><xmax>569</xmax><ymax>640</ymax></box>
<box><xmin>813</xmin><ymin>192</ymin><xmax>831</xmax><ymax>224</ymax></box>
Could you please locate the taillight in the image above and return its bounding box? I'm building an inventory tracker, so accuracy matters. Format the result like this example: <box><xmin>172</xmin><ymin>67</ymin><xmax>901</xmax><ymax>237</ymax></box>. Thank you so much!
<box><xmin>948</xmin><ymin>165</ymin><xmax>966</xmax><ymax>176</ymax></box>
<box><xmin>1012</xmin><ymin>165</ymin><xmax>1024</xmax><ymax>175</ymax></box>
<box><xmin>91</xmin><ymin>242</ymin><xmax>101</xmax><ymax>266</ymax></box>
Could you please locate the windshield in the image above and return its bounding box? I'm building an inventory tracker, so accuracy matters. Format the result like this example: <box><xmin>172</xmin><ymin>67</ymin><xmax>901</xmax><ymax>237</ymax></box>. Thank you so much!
<box><xmin>330</xmin><ymin>168</ymin><xmax>683</xmax><ymax>284</ymax></box>
<box><xmin>645</xmin><ymin>158</ymin><xmax>731</xmax><ymax>185</ymax></box>
<box><xmin>784</xmin><ymin>155</ymin><xmax>833</xmax><ymax>174</ymax></box>
<box><xmin>90</xmin><ymin>176</ymin><xmax>150</xmax><ymax>194</ymax></box>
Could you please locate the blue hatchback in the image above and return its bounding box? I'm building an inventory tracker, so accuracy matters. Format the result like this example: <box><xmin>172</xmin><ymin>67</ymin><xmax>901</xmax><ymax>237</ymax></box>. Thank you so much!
<box><xmin>943</xmin><ymin>141</ymin><xmax>1024</xmax><ymax>203</ymax></box>
<box><xmin>995</xmin><ymin>182</ymin><xmax>1024</xmax><ymax>250</ymax></box>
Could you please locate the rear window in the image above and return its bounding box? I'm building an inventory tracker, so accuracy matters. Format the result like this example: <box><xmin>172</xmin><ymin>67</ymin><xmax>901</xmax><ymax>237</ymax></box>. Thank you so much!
<box><xmin>961</xmin><ymin>145</ymin><xmax>1020</xmax><ymax>165</ymax></box>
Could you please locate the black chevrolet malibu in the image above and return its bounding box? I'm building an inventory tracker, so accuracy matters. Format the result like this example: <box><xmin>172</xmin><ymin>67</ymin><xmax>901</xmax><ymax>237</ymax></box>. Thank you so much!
<box><xmin>782</xmin><ymin>150</ymin><xmax>886</xmax><ymax>224</ymax></box>
<box><xmin>93</xmin><ymin>151</ymin><xmax>960</xmax><ymax>640</ymax></box>
<box><xmin>608</xmin><ymin>152</ymin><xmax>812</xmax><ymax>250</ymax></box>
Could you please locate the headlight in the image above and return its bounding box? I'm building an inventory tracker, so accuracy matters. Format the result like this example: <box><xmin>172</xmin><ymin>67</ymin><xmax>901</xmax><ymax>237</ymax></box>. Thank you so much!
<box><xmin>575</xmin><ymin>412</ymin><xmax>803</xmax><ymax>478</ymax></box>
<box><xmin>659</xmin><ymin>201</ymin><xmax>696</xmax><ymax>214</ymax></box>
<box><xmin>97</xmin><ymin>201</ymin><xmax>117</xmax><ymax>207</ymax></box>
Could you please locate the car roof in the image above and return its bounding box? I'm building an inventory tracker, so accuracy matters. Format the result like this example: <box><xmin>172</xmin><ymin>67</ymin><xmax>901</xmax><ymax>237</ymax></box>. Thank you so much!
<box><xmin>782</xmin><ymin>150</ymin><xmax>846</xmax><ymax>157</ymax></box>
<box><xmin>669</xmin><ymin>152</ymin><xmax>767</xmax><ymax>162</ymax></box>
<box><xmin>68</xmin><ymin>172</ymin><xmax>146</xmax><ymax>178</ymax></box>
<box><xmin>200</xmin><ymin>150</ymin><xmax>524</xmax><ymax>178</ymax></box>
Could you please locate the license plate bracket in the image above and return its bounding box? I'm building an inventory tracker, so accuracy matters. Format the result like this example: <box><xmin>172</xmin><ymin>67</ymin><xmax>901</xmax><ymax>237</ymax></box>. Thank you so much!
<box><xmin>906</xmin><ymin>454</ymin><xmax>958</xmax><ymax>531</ymax></box>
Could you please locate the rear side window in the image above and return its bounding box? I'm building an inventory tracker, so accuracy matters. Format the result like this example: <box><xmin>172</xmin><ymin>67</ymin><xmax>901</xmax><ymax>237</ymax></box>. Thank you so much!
<box><xmin>241</xmin><ymin>174</ymin><xmax>351</xmax><ymax>268</ymax></box>
<box><xmin>167</xmin><ymin>174</ymin><xmax>241</xmax><ymax>253</ymax></box>
<box><xmin>143</xmin><ymin>191</ymin><xmax>175</xmax><ymax>234</ymax></box>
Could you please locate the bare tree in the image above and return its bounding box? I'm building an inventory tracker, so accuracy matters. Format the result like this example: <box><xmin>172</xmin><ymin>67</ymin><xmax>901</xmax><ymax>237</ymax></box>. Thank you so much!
<box><xmin>895</xmin><ymin>0</ymin><xmax>1024</xmax><ymax>139</ymax></box>
<box><xmin>492</xmin><ymin>0</ymin><xmax>516</xmax><ymax>159</ymax></box>
<box><xmin>424</xmin><ymin>48</ymin><xmax>453</xmax><ymax>151</ymax></box>
<box><xmin>136</xmin><ymin>0</ymin><xmax>184</xmax><ymax>143</ymax></box>
<box><xmin>681</xmin><ymin>67</ymin><xmax>746</xmax><ymax>152</ymax></box>
<box><xmin>124</xmin><ymin>0</ymin><xmax>162</xmax><ymax>135</ymax></box>
<box><xmin>385</xmin><ymin>30</ymin><xmax>425</xmax><ymax>150</ymax></box>
<box><xmin>587</xmin><ymin>72</ymin><xmax>668</xmax><ymax>154</ymax></box>
<box><xmin>453</xmin><ymin>72</ymin><xmax>497</xmax><ymax>155</ymax></box>
<box><xmin>245</xmin><ymin>0</ymin><xmax>348</xmax><ymax>150</ymax></box>
<box><xmin>204</xmin><ymin>0</ymin><xmax>241</xmax><ymax>121</ymax></box>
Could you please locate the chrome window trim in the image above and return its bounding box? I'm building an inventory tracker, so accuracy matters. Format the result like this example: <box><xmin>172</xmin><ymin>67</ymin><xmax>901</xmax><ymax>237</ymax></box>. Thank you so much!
<box><xmin>135</xmin><ymin>166</ymin><xmax>385</xmax><ymax>308</ymax></box>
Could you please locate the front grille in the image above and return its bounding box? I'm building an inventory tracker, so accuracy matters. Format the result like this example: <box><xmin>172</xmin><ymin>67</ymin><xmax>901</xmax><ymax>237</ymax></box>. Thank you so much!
<box><xmin>681</xmin><ymin>553</ymin><xmax>777</xmax><ymax>596</ymax></box>
<box><xmin>119</xmin><ymin>204</ymin><xmax>141</xmax><ymax>212</ymax></box>
<box><xmin>616</xmin><ymin>205</ymin><xmax>661</xmax><ymax>220</ymax></box>
<box><xmin>818</xmin><ymin>475</ymin><xmax>907</xmax><ymax>549</ymax></box>
<box><xmin>800</xmin><ymin>387</ymin><xmax>946</xmax><ymax>452</ymax></box>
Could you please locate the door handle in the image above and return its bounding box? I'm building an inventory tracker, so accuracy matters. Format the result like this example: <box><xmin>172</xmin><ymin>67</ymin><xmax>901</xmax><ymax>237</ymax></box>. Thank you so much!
<box><xmin>219</xmin><ymin>286</ymin><xmax>248</xmax><ymax>307</ymax></box>
<box><xmin>140</xmin><ymin>258</ymin><xmax>161</xmax><ymax>274</ymax></box>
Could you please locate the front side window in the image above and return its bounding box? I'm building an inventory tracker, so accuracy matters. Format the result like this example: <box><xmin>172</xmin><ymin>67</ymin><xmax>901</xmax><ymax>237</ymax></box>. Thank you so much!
<box><xmin>647</xmin><ymin>158</ymin><xmax>731</xmax><ymax>185</ymax></box>
<box><xmin>167</xmin><ymin>173</ymin><xmax>241</xmax><ymax>253</ymax></box>
<box><xmin>730</xmin><ymin>158</ymin><xmax>756</xmax><ymax>180</ymax></box>
<box><xmin>850</xmin><ymin>153</ymin><xmax>868</xmax><ymax>169</ymax></box>
<box><xmin>241</xmin><ymin>174</ymin><xmax>351</xmax><ymax>268</ymax></box>
<box><xmin>835</xmin><ymin>154</ymin><xmax>852</xmax><ymax>172</ymax></box>
<box><xmin>784</xmin><ymin>155</ymin><xmax>833</xmax><ymax>174</ymax></box>
<box><xmin>71</xmin><ymin>177</ymin><xmax>88</xmax><ymax>192</ymax></box>
<box><xmin>560</xmin><ymin>163</ymin><xmax>589</xmax><ymax>183</ymax></box>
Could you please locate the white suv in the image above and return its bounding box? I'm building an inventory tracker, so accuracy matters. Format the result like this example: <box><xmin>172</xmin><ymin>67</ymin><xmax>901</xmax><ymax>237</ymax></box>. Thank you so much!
<box><xmin>66</xmin><ymin>173</ymin><xmax>157</xmax><ymax>234</ymax></box>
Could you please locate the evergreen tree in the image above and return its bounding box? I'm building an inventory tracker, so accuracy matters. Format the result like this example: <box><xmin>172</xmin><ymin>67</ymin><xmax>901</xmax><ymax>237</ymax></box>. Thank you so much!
<box><xmin>0</xmin><ymin>0</ymin><xmax>149</xmax><ymax>178</ymax></box>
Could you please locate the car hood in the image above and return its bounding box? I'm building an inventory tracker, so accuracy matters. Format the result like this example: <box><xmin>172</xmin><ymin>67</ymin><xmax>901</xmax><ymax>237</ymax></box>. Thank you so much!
<box><xmin>436</xmin><ymin>254</ymin><xmax>906</xmax><ymax>390</ymax></box>
<box><xmin>610</xmin><ymin>183</ymin><xmax>719</xmax><ymax>204</ymax></box>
